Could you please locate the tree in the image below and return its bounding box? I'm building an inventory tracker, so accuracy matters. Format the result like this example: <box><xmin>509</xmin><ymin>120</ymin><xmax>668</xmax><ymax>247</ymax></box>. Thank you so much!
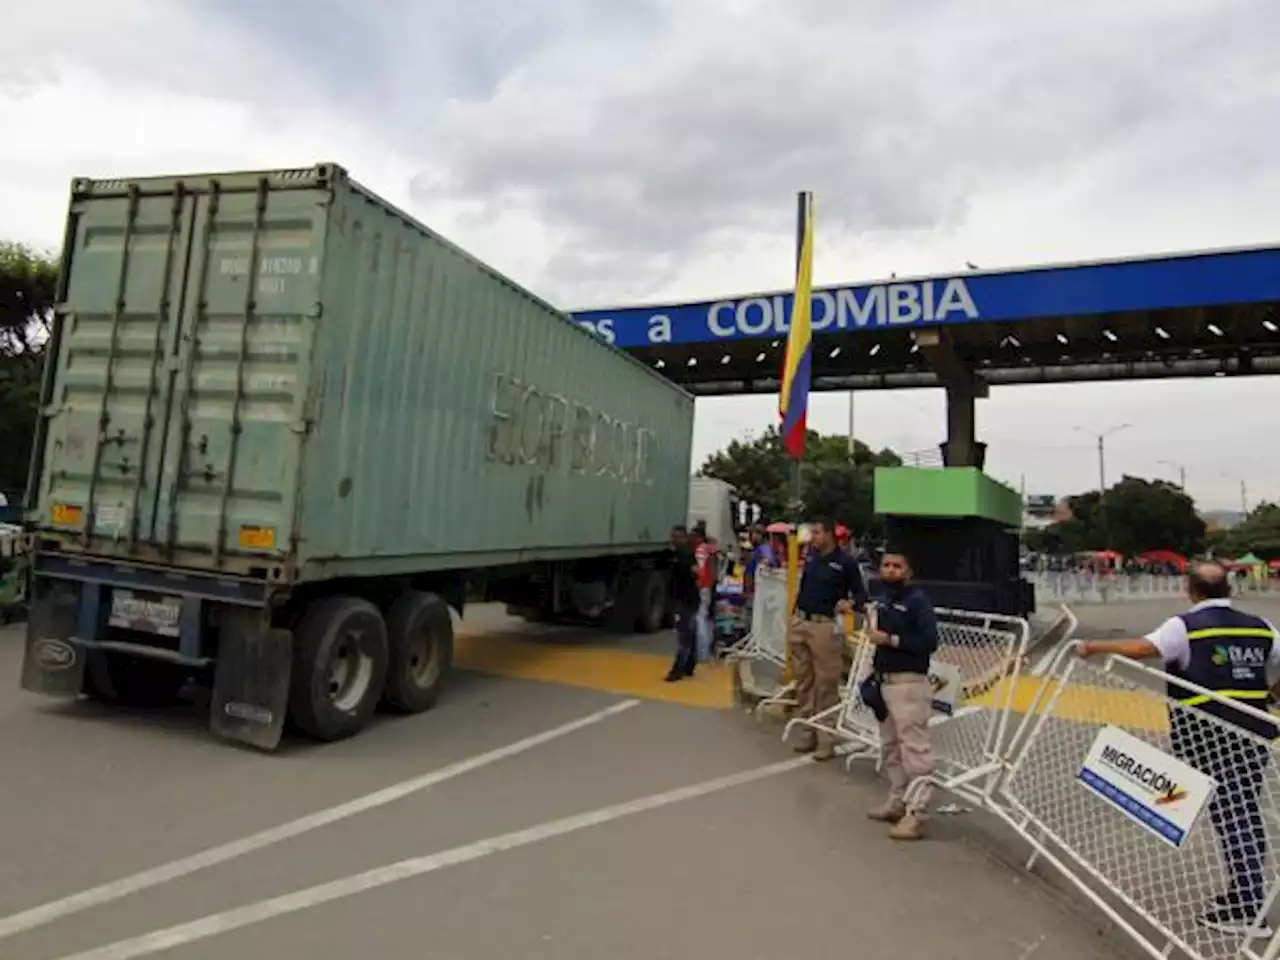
<box><xmin>1215</xmin><ymin>502</ymin><xmax>1280</xmax><ymax>560</ymax></box>
<box><xmin>0</xmin><ymin>243</ymin><xmax>59</xmax><ymax>496</ymax></box>
<box><xmin>699</xmin><ymin>426</ymin><xmax>901</xmax><ymax>536</ymax></box>
<box><xmin>1100</xmin><ymin>476</ymin><xmax>1205</xmax><ymax>557</ymax></box>
<box><xmin>1036</xmin><ymin>475</ymin><xmax>1206</xmax><ymax>557</ymax></box>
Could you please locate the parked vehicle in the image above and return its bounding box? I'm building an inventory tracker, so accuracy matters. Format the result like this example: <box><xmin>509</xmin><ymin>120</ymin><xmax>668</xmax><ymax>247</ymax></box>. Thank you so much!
<box><xmin>0</xmin><ymin>523</ymin><xmax>27</xmax><ymax>624</ymax></box>
<box><xmin>20</xmin><ymin>163</ymin><xmax>702</xmax><ymax>749</ymax></box>
<box><xmin>687</xmin><ymin>475</ymin><xmax>739</xmax><ymax>557</ymax></box>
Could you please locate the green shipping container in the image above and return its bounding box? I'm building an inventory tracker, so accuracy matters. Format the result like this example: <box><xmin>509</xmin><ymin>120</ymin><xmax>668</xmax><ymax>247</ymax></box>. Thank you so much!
<box><xmin>30</xmin><ymin>164</ymin><xmax>694</xmax><ymax>583</ymax></box>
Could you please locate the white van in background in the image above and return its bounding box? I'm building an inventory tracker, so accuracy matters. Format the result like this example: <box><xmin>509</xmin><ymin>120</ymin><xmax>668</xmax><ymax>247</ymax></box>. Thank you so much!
<box><xmin>688</xmin><ymin>476</ymin><xmax>739</xmax><ymax>560</ymax></box>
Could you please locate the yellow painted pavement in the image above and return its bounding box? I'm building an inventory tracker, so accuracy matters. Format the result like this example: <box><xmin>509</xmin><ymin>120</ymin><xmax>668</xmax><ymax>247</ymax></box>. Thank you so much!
<box><xmin>971</xmin><ymin>675</ymin><xmax>1169</xmax><ymax>732</ymax></box>
<box><xmin>454</xmin><ymin>631</ymin><xmax>735</xmax><ymax>710</ymax></box>
<box><xmin>452</xmin><ymin>628</ymin><xmax>1212</xmax><ymax>730</ymax></box>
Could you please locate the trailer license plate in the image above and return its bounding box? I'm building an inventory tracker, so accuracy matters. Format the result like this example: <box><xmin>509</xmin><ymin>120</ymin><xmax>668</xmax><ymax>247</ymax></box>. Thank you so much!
<box><xmin>109</xmin><ymin>590</ymin><xmax>182</xmax><ymax>638</ymax></box>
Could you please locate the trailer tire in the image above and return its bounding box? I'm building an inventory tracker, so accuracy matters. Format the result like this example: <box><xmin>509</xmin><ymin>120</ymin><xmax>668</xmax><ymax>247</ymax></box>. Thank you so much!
<box><xmin>83</xmin><ymin>652</ymin><xmax>186</xmax><ymax>707</ymax></box>
<box><xmin>383</xmin><ymin>590</ymin><xmax>453</xmax><ymax>713</ymax></box>
<box><xmin>635</xmin><ymin>570</ymin><xmax>668</xmax><ymax>634</ymax></box>
<box><xmin>288</xmin><ymin>596</ymin><xmax>388</xmax><ymax>742</ymax></box>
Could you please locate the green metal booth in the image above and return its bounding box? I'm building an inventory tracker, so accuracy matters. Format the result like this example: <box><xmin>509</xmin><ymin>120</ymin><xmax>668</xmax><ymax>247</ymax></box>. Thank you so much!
<box><xmin>873</xmin><ymin>467</ymin><xmax>1033</xmax><ymax>617</ymax></box>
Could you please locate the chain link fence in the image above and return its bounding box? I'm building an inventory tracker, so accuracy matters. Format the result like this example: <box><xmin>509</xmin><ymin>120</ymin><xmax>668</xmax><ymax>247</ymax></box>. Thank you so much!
<box><xmin>991</xmin><ymin>647</ymin><xmax>1280</xmax><ymax>960</ymax></box>
<box><xmin>776</xmin><ymin>605</ymin><xmax>1034</xmax><ymax>803</ymax></box>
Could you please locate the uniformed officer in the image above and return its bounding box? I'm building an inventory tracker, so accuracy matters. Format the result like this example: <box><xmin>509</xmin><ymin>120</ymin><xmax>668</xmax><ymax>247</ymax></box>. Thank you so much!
<box><xmin>786</xmin><ymin>517</ymin><xmax>867</xmax><ymax>760</ymax></box>
<box><xmin>864</xmin><ymin>550</ymin><xmax>940</xmax><ymax>840</ymax></box>
<box><xmin>1079</xmin><ymin>560</ymin><xmax>1280</xmax><ymax>936</ymax></box>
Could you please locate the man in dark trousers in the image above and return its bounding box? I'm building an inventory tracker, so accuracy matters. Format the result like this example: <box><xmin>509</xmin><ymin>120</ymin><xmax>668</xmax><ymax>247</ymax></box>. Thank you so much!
<box><xmin>1079</xmin><ymin>560</ymin><xmax>1280</xmax><ymax>936</ymax></box>
<box><xmin>787</xmin><ymin>517</ymin><xmax>867</xmax><ymax>760</ymax></box>
<box><xmin>665</xmin><ymin>525</ymin><xmax>702</xmax><ymax>682</ymax></box>
<box><xmin>865</xmin><ymin>550</ymin><xmax>940</xmax><ymax>840</ymax></box>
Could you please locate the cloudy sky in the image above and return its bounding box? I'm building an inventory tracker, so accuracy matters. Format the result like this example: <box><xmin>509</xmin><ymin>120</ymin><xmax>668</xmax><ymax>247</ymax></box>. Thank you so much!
<box><xmin>3</xmin><ymin>0</ymin><xmax>1278</xmax><ymax>510</ymax></box>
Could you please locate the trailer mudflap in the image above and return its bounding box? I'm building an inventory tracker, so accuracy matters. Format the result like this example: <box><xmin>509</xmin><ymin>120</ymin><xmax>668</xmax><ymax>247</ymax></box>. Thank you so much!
<box><xmin>21</xmin><ymin>584</ymin><xmax>87</xmax><ymax>697</ymax></box>
<box><xmin>210</xmin><ymin>609</ymin><xmax>291</xmax><ymax>750</ymax></box>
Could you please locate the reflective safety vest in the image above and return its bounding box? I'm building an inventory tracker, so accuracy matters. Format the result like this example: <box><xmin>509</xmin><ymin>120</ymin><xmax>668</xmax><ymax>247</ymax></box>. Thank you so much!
<box><xmin>1166</xmin><ymin>604</ymin><xmax>1278</xmax><ymax>740</ymax></box>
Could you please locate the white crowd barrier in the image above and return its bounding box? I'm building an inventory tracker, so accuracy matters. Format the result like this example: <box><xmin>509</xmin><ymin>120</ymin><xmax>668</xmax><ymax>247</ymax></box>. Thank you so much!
<box><xmin>722</xmin><ymin>567</ymin><xmax>797</xmax><ymax>710</ymax></box>
<box><xmin>747</xmin><ymin>598</ymin><xmax>1280</xmax><ymax>959</ymax></box>
<box><xmin>991</xmin><ymin>645</ymin><xmax>1280</xmax><ymax>960</ymax></box>
<box><xmin>1030</xmin><ymin>571</ymin><xmax>1275</xmax><ymax>605</ymax></box>
<box><xmin>781</xmin><ymin>605</ymin><xmax>1036</xmax><ymax>806</ymax></box>
<box><xmin>722</xmin><ymin>566</ymin><xmax>789</xmax><ymax>668</ymax></box>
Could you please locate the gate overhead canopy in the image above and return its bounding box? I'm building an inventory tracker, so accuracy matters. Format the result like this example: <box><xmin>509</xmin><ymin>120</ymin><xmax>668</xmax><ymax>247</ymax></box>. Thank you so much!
<box><xmin>569</xmin><ymin>245</ymin><xmax>1280</xmax><ymax>394</ymax></box>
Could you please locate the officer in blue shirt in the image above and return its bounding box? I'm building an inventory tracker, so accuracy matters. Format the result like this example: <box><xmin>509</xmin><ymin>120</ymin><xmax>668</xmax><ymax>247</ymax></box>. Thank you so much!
<box><xmin>787</xmin><ymin>517</ymin><xmax>867</xmax><ymax>760</ymax></box>
<box><xmin>1080</xmin><ymin>560</ymin><xmax>1280</xmax><ymax>936</ymax></box>
<box><xmin>864</xmin><ymin>550</ymin><xmax>940</xmax><ymax>840</ymax></box>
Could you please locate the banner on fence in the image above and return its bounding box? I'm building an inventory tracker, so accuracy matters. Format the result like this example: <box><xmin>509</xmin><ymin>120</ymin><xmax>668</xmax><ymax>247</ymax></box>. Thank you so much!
<box><xmin>1076</xmin><ymin>725</ymin><xmax>1217</xmax><ymax>849</ymax></box>
<box><xmin>751</xmin><ymin>568</ymin><xmax>789</xmax><ymax>663</ymax></box>
<box><xmin>927</xmin><ymin>659</ymin><xmax>965</xmax><ymax>716</ymax></box>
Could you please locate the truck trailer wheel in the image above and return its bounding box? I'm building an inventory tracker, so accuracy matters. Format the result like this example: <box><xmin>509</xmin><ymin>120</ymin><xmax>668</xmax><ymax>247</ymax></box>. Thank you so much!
<box><xmin>383</xmin><ymin>590</ymin><xmax>454</xmax><ymax>713</ymax></box>
<box><xmin>635</xmin><ymin>570</ymin><xmax>668</xmax><ymax>634</ymax></box>
<box><xmin>83</xmin><ymin>652</ymin><xmax>186</xmax><ymax>707</ymax></box>
<box><xmin>288</xmin><ymin>596</ymin><xmax>389</xmax><ymax>742</ymax></box>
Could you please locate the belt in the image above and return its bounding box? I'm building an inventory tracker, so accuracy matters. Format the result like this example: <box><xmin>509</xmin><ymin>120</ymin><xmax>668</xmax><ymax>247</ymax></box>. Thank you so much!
<box><xmin>796</xmin><ymin>611</ymin><xmax>834</xmax><ymax>623</ymax></box>
<box><xmin>881</xmin><ymin>671</ymin><xmax>927</xmax><ymax>684</ymax></box>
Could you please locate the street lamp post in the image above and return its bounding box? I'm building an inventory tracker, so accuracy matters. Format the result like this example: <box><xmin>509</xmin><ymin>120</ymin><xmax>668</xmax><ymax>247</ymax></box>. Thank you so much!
<box><xmin>1158</xmin><ymin>460</ymin><xmax>1187</xmax><ymax>489</ymax></box>
<box><xmin>1219</xmin><ymin>474</ymin><xmax>1251</xmax><ymax>517</ymax></box>
<box><xmin>1075</xmin><ymin>424</ymin><xmax>1131</xmax><ymax>551</ymax></box>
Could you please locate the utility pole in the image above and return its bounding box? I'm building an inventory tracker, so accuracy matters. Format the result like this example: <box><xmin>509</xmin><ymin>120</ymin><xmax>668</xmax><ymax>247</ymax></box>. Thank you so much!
<box><xmin>1158</xmin><ymin>460</ymin><xmax>1187</xmax><ymax>489</ymax></box>
<box><xmin>1220</xmin><ymin>473</ymin><xmax>1251</xmax><ymax>518</ymax></box>
<box><xmin>1075</xmin><ymin>424</ymin><xmax>1131</xmax><ymax>550</ymax></box>
<box><xmin>847</xmin><ymin>392</ymin><xmax>855</xmax><ymax>459</ymax></box>
<box><xmin>1019</xmin><ymin>474</ymin><xmax>1027</xmax><ymax>537</ymax></box>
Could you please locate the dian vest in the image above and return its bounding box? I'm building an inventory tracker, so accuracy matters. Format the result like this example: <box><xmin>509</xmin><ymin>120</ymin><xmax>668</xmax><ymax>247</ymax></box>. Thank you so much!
<box><xmin>1166</xmin><ymin>604</ymin><xmax>1277</xmax><ymax>740</ymax></box>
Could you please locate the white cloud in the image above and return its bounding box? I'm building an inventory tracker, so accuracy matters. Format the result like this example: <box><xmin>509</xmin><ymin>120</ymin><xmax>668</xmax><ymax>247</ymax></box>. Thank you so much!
<box><xmin>3</xmin><ymin>0</ymin><xmax>1279</xmax><ymax>511</ymax></box>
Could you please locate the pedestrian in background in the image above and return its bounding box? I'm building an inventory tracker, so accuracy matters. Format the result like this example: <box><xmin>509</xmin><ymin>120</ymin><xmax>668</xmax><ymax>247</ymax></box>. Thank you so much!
<box><xmin>1079</xmin><ymin>560</ymin><xmax>1280</xmax><ymax>935</ymax></box>
<box><xmin>865</xmin><ymin>550</ymin><xmax>939</xmax><ymax>840</ymax></box>
<box><xmin>786</xmin><ymin>517</ymin><xmax>867</xmax><ymax>760</ymax></box>
<box><xmin>665</xmin><ymin>525</ymin><xmax>701</xmax><ymax>683</ymax></box>
<box><xmin>695</xmin><ymin>534</ymin><xmax>718</xmax><ymax>661</ymax></box>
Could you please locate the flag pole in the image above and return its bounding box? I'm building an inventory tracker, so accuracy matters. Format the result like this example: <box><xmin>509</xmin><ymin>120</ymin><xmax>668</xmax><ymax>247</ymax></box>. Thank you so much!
<box><xmin>790</xmin><ymin>191</ymin><xmax>806</xmax><ymax>527</ymax></box>
<box><xmin>780</xmin><ymin>191</ymin><xmax>813</xmax><ymax>682</ymax></box>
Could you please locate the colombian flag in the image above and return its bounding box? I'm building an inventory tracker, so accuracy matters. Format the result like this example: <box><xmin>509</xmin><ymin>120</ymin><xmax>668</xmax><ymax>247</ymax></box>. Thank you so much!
<box><xmin>779</xmin><ymin>192</ymin><xmax>814</xmax><ymax>460</ymax></box>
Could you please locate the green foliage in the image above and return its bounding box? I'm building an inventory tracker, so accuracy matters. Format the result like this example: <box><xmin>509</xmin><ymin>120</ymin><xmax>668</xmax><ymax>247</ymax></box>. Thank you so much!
<box><xmin>1024</xmin><ymin>476</ymin><xmax>1205</xmax><ymax>556</ymax></box>
<box><xmin>1212</xmin><ymin>503</ymin><xmax>1280</xmax><ymax>560</ymax></box>
<box><xmin>0</xmin><ymin>242</ymin><xmax>59</xmax><ymax>496</ymax></box>
<box><xmin>698</xmin><ymin>426</ymin><xmax>901</xmax><ymax>536</ymax></box>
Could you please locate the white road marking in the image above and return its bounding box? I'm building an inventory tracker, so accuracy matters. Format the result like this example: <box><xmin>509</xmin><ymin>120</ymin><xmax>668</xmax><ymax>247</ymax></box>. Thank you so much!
<box><xmin>0</xmin><ymin>698</ymin><xmax>640</xmax><ymax>941</ymax></box>
<box><xmin>56</xmin><ymin>754</ymin><xmax>812</xmax><ymax>960</ymax></box>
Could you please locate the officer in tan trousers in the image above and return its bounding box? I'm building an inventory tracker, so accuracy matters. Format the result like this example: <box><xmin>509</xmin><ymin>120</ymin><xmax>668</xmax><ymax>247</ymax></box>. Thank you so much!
<box><xmin>787</xmin><ymin>517</ymin><xmax>867</xmax><ymax>760</ymax></box>
<box><xmin>865</xmin><ymin>550</ymin><xmax>940</xmax><ymax>840</ymax></box>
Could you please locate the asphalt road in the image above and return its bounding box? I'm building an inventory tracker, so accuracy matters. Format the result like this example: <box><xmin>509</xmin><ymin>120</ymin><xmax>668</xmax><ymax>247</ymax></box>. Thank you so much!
<box><xmin>0</xmin><ymin>603</ymin><xmax>1158</xmax><ymax>960</ymax></box>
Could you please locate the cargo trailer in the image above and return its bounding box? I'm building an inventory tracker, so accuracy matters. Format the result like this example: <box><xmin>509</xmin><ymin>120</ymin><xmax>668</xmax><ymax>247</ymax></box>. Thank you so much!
<box><xmin>20</xmin><ymin>163</ymin><xmax>706</xmax><ymax>749</ymax></box>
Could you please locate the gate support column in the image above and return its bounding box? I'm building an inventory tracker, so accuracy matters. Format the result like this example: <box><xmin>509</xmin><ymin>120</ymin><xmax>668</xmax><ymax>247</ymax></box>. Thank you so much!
<box><xmin>916</xmin><ymin>329</ymin><xmax>989</xmax><ymax>468</ymax></box>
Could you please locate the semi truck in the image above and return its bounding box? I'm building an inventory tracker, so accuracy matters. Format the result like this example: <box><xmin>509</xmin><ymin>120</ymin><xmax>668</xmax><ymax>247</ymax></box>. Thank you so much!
<box><xmin>19</xmin><ymin>163</ymin><xmax>706</xmax><ymax>750</ymax></box>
